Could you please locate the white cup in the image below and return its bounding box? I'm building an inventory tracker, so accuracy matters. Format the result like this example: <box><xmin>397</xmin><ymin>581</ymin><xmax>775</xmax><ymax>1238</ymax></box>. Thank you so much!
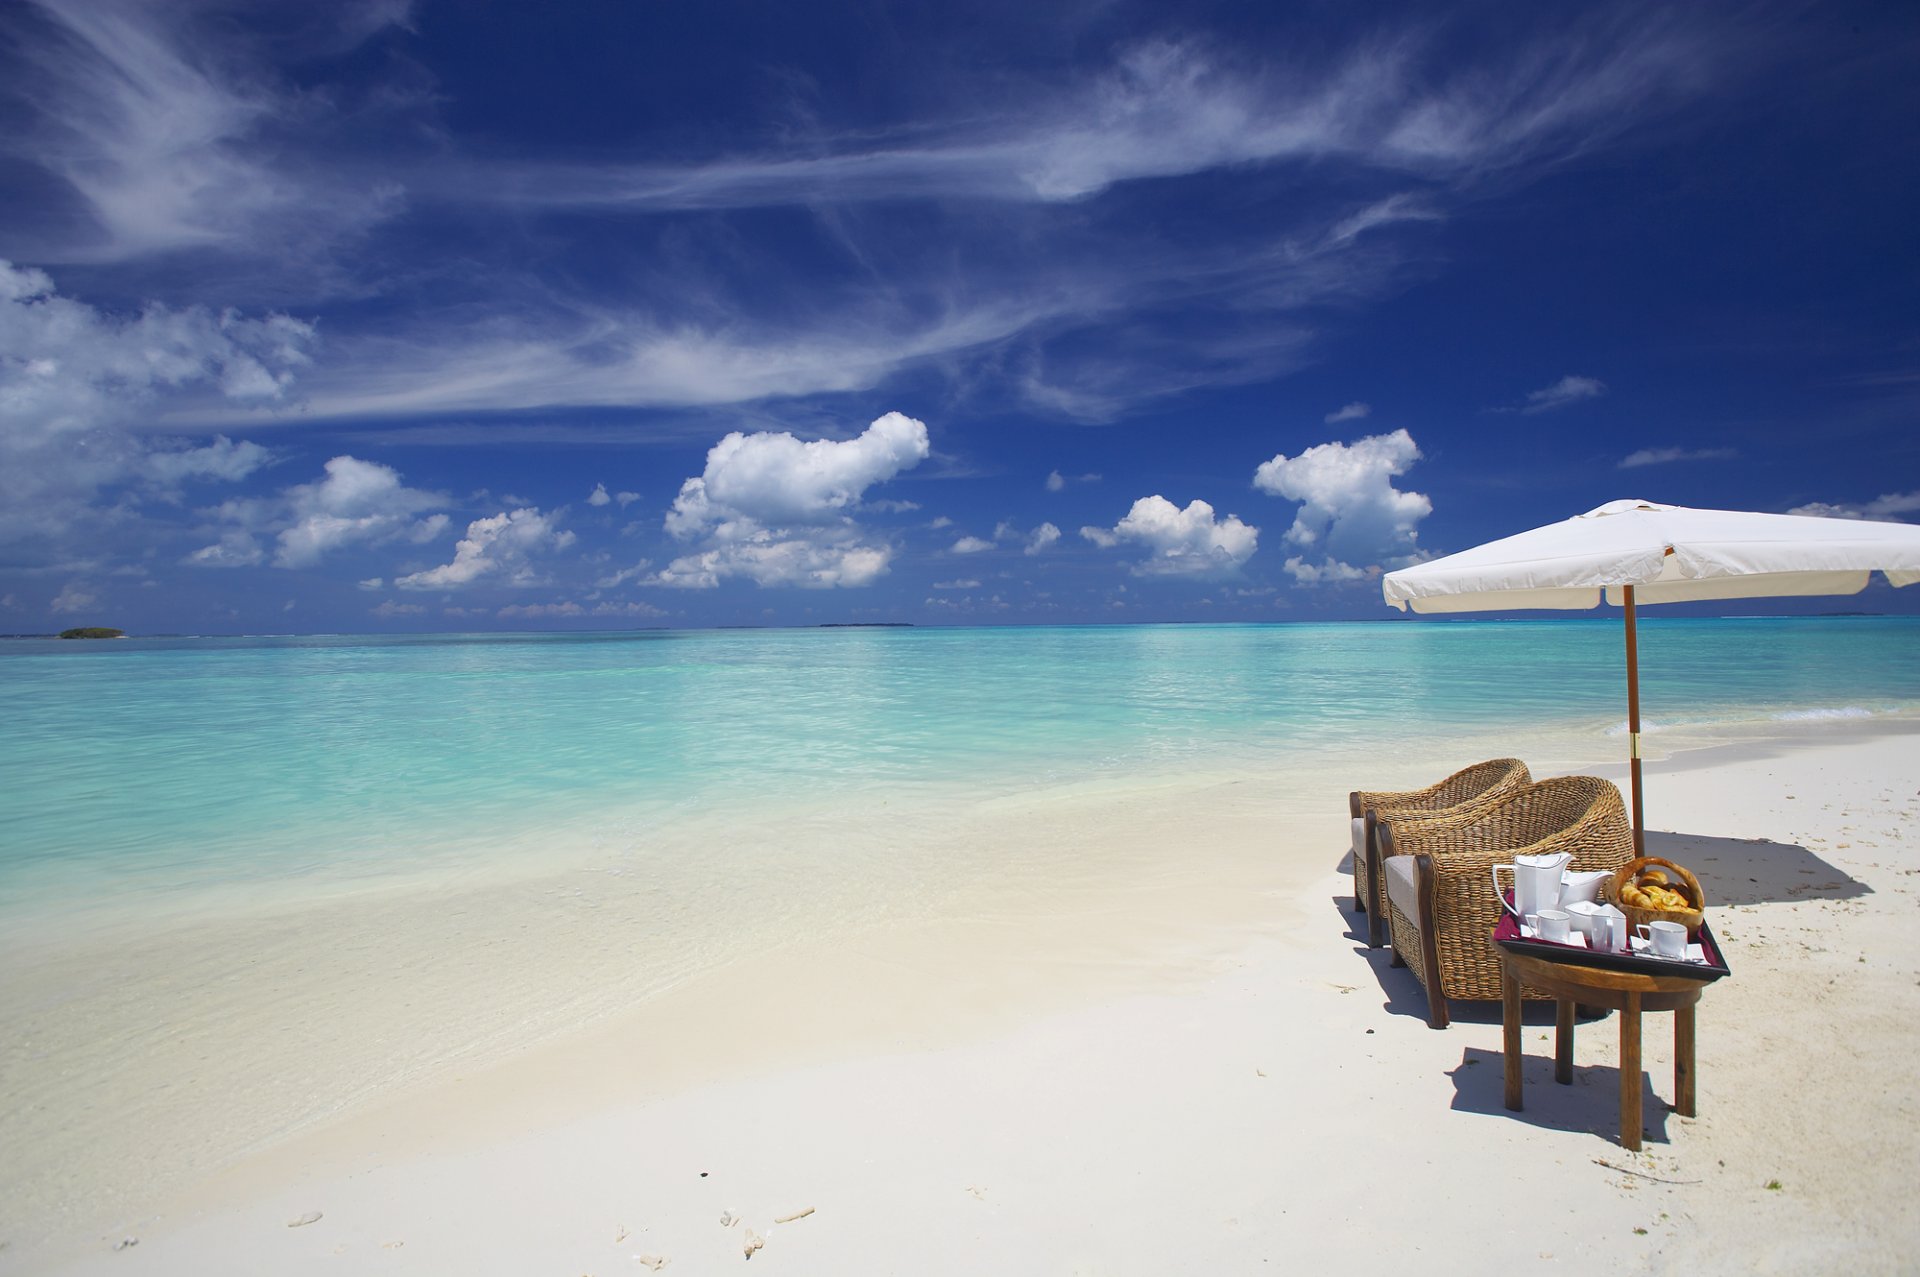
<box><xmin>1536</xmin><ymin>909</ymin><xmax>1572</xmax><ymax>944</ymax></box>
<box><xmin>1637</xmin><ymin>919</ymin><xmax>1688</xmax><ymax>958</ymax></box>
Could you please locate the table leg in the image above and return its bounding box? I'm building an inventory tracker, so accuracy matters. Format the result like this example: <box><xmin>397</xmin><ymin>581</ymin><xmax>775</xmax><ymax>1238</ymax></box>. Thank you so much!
<box><xmin>1619</xmin><ymin>993</ymin><xmax>1642</xmax><ymax>1151</ymax></box>
<box><xmin>1503</xmin><ymin>966</ymin><xmax>1523</xmax><ymax>1112</ymax></box>
<box><xmin>1555</xmin><ymin>998</ymin><xmax>1575</xmax><ymax>1085</ymax></box>
<box><xmin>1675</xmin><ymin>1002</ymin><xmax>1697</xmax><ymax>1117</ymax></box>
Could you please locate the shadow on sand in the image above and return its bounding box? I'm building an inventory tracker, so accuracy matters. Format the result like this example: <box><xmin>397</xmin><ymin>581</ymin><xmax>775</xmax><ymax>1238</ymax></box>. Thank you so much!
<box><xmin>1446</xmin><ymin>1046</ymin><xmax>1678</xmax><ymax>1148</ymax></box>
<box><xmin>1643</xmin><ymin>829</ymin><xmax>1869</xmax><ymax>906</ymax></box>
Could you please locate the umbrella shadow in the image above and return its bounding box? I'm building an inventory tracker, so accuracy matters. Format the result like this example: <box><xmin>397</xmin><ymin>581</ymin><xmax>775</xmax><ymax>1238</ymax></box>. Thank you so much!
<box><xmin>1643</xmin><ymin>829</ymin><xmax>1870</xmax><ymax>906</ymax></box>
<box><xmin>1447</xmin><ymin>1045</ymin><xmax>1675</xmax><ymax>1147</ymax></box>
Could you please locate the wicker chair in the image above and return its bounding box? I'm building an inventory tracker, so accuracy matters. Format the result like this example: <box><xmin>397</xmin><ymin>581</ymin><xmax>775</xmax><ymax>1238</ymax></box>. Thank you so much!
<box><xmin>1349</xmin><ymin>758</ymin><xmax>1531</xmax><ymax>948</ymax></box>
<box><xmin>1377</xmin><ymin>775</ymin><xmax>1635</xmax><ymax>1029</ymax></box>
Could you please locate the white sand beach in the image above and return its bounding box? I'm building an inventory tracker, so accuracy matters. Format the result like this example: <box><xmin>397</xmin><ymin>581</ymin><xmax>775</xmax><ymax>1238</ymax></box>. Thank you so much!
<box><xmin>10</xmin><ymin>723</ymin><xmax>1920</xmax><ymax>1276</ymax></box>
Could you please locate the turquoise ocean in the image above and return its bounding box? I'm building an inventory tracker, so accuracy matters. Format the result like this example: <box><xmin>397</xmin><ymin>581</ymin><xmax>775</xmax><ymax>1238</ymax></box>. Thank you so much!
<box><xmin>4</xmin><ymin>617</ymin><xmax>1918</xmax><ymax>926</ymax></box>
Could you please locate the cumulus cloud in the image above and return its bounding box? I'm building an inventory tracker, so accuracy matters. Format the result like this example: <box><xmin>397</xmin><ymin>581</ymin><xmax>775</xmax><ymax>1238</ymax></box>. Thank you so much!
<box><xmin>371</xmin><ymin>600</ymin><xmax>425</xmax><ymax>618</ymax></box>
<box><xmin>933</xmin><ymin>579</ymin><xmax>981</xmax><ymax>590</ymax></box>
<box><xmin>1026</xmin><ymin>522</ymin><xmax>1062</xmax><ymax>555</ymax></box>
<box><xmin>1253</xmin><ymin>428</ymin><xmax>1430</xmax><ymax>581</ymax></box>
<box><xmin>1046</xmin><ymin>470</ymin><xmax>1066</xmax><ymax>492</ymax></box>
<box><xmin>1520</xmin><ymin>375</ymin><xmax>1606</xmax><ymax>413</ymax></box>
<box><xmin>1619</xmin><ymin>445</ymin><xmax>1738</xmax><ymax>468</ymax></box>
<box><xmin>952</xmin><ymin>536</ymin><xmax>993</xmax><ymax>554</ymax></box>
<box><xmin>587</xmin><ymin>483</ymin><xmax>611</xmax><ymax>506</ymax></box>
<box><xmin>1080</xmin><ymin>496</ymin><xmax>1258</xmax><ymax>577</ymax></box>
<box><xmin>184</xmin><ymin>529</ymin><xmax>265</xmax><ymax>568</ymax></box>
<box><xmin>1324</xmin><ymin>402</ymin><xmax>1371</xmax><ymax>424</ymax></box>
<box><xmin>1788</xmin><ymin>492</ymin><xmax>1920</xmax><ymax>522</ymax></box>
<box><xmin>653</xmin><ymin>412</ymin><xmax>931</xmax><ymax>589</ymax></box>
<box><xmin>396</xmin><ymin>508</ymin><xmax>576</xmax><ymax>590</ymax></box>
<box><xmin>1283</xmin><ymin>556</ymin><xmax>1367</xmax><ymax>584</ymax></box>
<box><xmin>271</xmin><ymin>457</ymin><xmax>449</xmax><ymax>569</ymax></box>
<box><xmin>0</xmin><ymin>259</ymin><xmax>314</xmax><ymax>550</ymax></box>
<box><xmin>615</xmin><ymin>490</ymin><xmax>641</xmax><ymax>507</ymax></box>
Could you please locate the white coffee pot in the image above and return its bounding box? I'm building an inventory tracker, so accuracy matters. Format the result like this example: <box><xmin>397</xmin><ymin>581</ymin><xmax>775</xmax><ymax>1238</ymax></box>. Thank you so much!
<box><xmin>1491</xmin><ymin>851</ymin><xmax>1574</xmax><ymax>918</ymax></box>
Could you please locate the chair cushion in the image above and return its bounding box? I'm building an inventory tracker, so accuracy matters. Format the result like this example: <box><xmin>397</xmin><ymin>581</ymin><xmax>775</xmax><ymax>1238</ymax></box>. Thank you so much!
<box><xmin>1384</xmin><ymin>852</ymin><xmax>1421</xmax><ymax>928</ymax></box>
<box><xmin>1351</xmin><ymin>817</ymin><xmax>1367</xmax><ymax>867</ymax></box>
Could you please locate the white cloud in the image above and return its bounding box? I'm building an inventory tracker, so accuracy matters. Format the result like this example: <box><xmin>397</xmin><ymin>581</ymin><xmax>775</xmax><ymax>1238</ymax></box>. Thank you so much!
<box><xmin>51</xmin><ymin>583</ymin><xmax>99</xmax><ymax>615</ymax></box>
<box><xmin>952</xmin><ymin>536</ymin><xmax>994</xmax><ymax>554</ymax></box>
<box><xmin>591</xmin><ymin>600</ymin><xmax>666</xmax><ymax>618</ymax></box>
<box><xmin>0</xmin><ymin>260</ymin><xmax>314</xmax><ymax>550</ymax></box>
<box><xmin>1619</xmin><ymin>445</ymin><xmax>1738</xmax><ymax>468</ymax></box>
<box><xmin>1046</xmin><ymin>470</ymin><xmax>1066</xmax><ymax>492</ymax></box>
<box><xmin>1081</xmin><ymin>496</ymin><xmax>1258</xmax><ymax>577</ymax></box>
<box><xmin>396</xmin><ymin>508</ymin><xmax>576</xmax><ymax>590</ymax></box>
<box><xmin>1520</xmin><ymin>375</ymin><xmax>1606</xmax><ymax>414</ymax></box>
<box><xmin>371</xmin><ymin>600</ymin><xmax>425</xmax><ymax>618</ymax></box>
<box><xmin>7</xmin><ymin>3</ymin><xmax>410</xmax><ymax>264</ymax></box>
<box><xmin>1253</xmin><ymin>428</ymin><xmax>1430</xmax><ymax>580</ymax></box>
<box><xmin>587</xmin><ymin>483</ymin><xmax>611</xmax><ymax>506</ymax></box>
<box><xmin>654</xmin><ymin>412</ymin><xmax>930</xmax><ymax>589</ymax></box>
<box><xmin>1283</xmin><ymin>556</ymin><xmax>1367</xmax><ymax>584</ymax></box>
<box><xmin>1026</xmin><ymin>522</ymin><xmax>1062</xmax><ymax>555</ymax></box>
<box><xmin>498</xmin><ymin>601</ymin><xmax>585</xmax><ymax>619</ymax></box>
<box><xmin>184</xmin><ymin>529</ymin><xmax>264</xmax><ymax>568</ymax></box>
<box><xmin>272</xmin><ymin>457</ymin><xmax>448</xmax><ymax>569</ymax></box>
<box><xmin>1788</xmin><ymin>492</ymin><xmax>1920</xmax><ymax>522</ymax></box>
<box><xmin>615</xmin><ymin>491</ymin><xmax>641</xmax><ymax>507</ymax></box>
<box><xmin>143</xmin><ymin>436</ymin><xmax>274</xmax><ymax>486</ymax></box>
<box><xmin>666</xmin><ymin>411</ymin><xmax>930</xmax><ymax>533</ymax></box>
<box><xmin>933</xmin><ymin>579</ymin><xmax>981</xmax><ymax>590</ymax></box>
<box><xmin>1324</xmin><ymin>402</ymin><xmax>1371</xmax><ymax>424</ymax></box>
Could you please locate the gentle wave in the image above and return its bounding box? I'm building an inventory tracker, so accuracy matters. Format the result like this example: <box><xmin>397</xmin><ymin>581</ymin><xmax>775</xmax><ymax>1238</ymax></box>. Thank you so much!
<box><xmin>1771</xmin><ymin>706</ymin><xmax>1875</xmax><ymax>721</ymax></box>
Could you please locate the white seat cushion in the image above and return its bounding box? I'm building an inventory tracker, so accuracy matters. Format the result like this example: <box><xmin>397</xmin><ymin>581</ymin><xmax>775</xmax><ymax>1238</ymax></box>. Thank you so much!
<box><xmin>1350</xmin><ymin>817</ymin><xmax>1367</xmax><ymax>867</ymax></box>
<box><xmin>1384</xmin><ymin>852</ymin><xmax>1421</xmax><ymax>927</ymax></box>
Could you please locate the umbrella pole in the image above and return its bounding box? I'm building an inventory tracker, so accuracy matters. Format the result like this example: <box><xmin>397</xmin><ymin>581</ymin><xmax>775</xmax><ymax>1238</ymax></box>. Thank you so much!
<box><xmin>1623</xmin><ymin>584</ymin><xmax>1645</xmax><ymax>855</ymax></box>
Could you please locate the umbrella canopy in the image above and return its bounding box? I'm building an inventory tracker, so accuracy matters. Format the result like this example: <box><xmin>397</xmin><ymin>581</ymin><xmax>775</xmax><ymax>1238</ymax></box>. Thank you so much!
<box><xmin>1381</xmin><ymin>499</ymin><xmax>1920</xmax><ymax>850</ymax></box>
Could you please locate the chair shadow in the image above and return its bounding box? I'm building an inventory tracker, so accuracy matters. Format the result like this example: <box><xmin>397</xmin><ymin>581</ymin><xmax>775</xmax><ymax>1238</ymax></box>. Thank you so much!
<box><xmin>1448</xmin><ymin>1045</ymin><xmax>1675</xmax><ymax>1147</ymax></box>
<box><xmin>1644</xmin><ymin>829</ymin><xmax>1869</xmax><ymax>906</ymax></box>
<box><xmin>1330</xmin><ymin>890</ymin><xmax>1566</xmax><ymax>1028</ymax></box>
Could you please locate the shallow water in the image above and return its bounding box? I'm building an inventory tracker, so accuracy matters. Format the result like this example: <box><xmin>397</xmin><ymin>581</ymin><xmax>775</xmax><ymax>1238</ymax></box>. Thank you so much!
<box><xmin>4</xmin><ymin>618</ymin><xmax>1917</xmax><ymax>923</ymax></box>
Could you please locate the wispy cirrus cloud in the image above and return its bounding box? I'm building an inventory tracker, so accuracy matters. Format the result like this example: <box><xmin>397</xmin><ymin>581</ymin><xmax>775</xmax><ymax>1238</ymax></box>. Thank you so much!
<box><xmin>1620</xmin><ymin>445</ymin><xmax>1737</xmax><ymax>468</ymax></box>
<box><xmin>0</xmin><ymin>0</ymin><xmax>415</xmax><ymax>267</ymax></box>
<box><xmin>6</xmin><ymin>4</ymin><xmax>1742</xmax><ymax>436</ymax></box>
<box><xmin>1519</xmin><ymin>375</ymin><xmax>1607</xmax><ymax>414</ymax></box>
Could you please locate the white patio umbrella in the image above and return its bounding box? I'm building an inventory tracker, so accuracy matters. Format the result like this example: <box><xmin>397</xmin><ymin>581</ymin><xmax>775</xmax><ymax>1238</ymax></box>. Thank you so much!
<box><xmin>1381</xmin><ymin>499</ymin><xmax>1920</xmax><ymax>852</ymax></box>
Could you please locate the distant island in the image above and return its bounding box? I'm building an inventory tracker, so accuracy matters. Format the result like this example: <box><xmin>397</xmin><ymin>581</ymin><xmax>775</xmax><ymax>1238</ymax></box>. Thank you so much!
<box><xmin>58</xmin><ymin>627</ymin><xmax>126</xmax><ymax>640</ymax></box>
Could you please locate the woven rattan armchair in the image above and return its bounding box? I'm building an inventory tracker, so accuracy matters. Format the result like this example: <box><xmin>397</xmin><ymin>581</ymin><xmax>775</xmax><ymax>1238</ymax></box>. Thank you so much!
<box><xmin>1377</xmin><ymin>775</ymin><xmax>1635</xmax><ymax>1029</ymax></box>
<box><xmin>1349</xmin><ymin>758</ymin><xmax>1531</xmax><ymax>948</ymax></box>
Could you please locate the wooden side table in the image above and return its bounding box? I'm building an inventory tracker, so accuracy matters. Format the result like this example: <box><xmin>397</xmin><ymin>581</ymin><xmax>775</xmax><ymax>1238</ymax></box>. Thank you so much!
<box><xmin>1497</xmin><ymin>947</ymin><xmax>1706</xmax><ymax>1151</ymax></box>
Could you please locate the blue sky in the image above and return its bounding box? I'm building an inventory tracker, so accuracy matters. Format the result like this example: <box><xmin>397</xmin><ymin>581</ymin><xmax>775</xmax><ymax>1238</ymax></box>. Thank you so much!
<box><xmin>2</xmin><ymin>0</ymin><xmax>1916</xmax><ymax>632</ymax></box>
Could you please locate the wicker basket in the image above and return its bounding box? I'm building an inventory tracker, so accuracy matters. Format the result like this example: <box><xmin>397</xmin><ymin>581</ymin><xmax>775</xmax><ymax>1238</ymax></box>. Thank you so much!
<box><xmin>1607</xmin><ymin>856</ymin><xmax>1706</xmax><ymax>934</ymax></box>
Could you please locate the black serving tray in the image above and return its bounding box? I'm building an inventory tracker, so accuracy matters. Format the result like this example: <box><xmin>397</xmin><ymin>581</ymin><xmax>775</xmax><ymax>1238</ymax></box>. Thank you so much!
<box><xmin>1491</xmin><ymin>901</ymin><xmax>1732</xmax><ymax>983</ymax></box>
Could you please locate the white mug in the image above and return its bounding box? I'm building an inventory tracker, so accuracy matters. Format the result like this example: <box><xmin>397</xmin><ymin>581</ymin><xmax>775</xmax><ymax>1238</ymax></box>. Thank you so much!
<box><xmin>1536</xmin><ymin>909</ymin><xmax>1572</xmax><ymax>944</ymax></box>
<box><xmin>1637</xmin><ymin>919</ymin><xmax>1687</xmax><ymax>959</ymax></box>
